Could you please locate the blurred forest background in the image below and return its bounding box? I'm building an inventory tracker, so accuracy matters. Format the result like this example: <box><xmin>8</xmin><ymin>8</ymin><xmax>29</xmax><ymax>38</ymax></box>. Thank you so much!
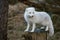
<box><xmin>7</xmin><ymin>0</ymin><xmax>60</xmax><ymax>40</ymax></box>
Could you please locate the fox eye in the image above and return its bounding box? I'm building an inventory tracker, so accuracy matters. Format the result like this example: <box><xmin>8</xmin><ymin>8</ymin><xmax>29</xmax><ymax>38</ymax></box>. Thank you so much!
<box><xmin>33</xmin><ymin>12</ymin><xmax>34</xmax><ymax>14</ymax></box>
<box><xmin>29</xmin><ymin>12</ymin><xmax>31</xmax><ymax>14</ymax></box>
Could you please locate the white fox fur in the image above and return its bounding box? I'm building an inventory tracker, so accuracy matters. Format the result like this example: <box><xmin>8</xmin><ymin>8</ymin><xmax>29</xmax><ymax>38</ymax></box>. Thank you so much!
<box><xmin>24</xmin><ymin>7</ymin><xmax>54</xmax><ymax>37</ymax></box>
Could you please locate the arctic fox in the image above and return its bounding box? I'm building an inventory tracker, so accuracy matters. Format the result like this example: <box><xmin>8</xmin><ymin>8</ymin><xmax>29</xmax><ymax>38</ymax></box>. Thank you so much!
<box><xmin>24</xmin><ymin>7</ymin><xmax>54</xmax><ymax>37</ymax></box>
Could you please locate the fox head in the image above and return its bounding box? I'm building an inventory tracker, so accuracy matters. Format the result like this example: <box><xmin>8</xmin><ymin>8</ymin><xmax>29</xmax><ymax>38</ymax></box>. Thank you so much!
<box><xmin>25</xmin><ymin>7</ymin><xmax>35</xmax><ymax>18</ymax></box>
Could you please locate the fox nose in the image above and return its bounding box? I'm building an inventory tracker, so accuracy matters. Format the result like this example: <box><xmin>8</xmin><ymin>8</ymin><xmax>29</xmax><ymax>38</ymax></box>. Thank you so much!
<box><xmin>28</xmin><ymin>15</ymin><xmax>33</xmax><ymax>18</ymax></box>
<box><xmin>32</xmin><ymin>16</ymin><xmax>33</xmax><ymax>17</ymax></box>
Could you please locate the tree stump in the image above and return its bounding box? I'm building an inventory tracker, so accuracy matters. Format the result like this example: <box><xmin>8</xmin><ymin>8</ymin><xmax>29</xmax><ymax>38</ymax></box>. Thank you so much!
<box><xmin>0</xmin><ymin>0</ymin><xmax>8</xmax><ymax>40</ymax></box>
<box><xmin>21</xmin><ymin>32</ymin><xmax>47</xmax><ymax>40</ymax></box>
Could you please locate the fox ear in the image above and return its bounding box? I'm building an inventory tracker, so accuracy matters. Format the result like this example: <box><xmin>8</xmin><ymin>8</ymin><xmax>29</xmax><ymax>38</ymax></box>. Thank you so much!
<box><xmin>25</xmin><ymin>9</ymin><xmax>28</xmax><ymax>12</ymax></box>
<box><xmin>25</xmin><ymin>8</ymin><xmax>28</xmax><ymax>12</ymax></box>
